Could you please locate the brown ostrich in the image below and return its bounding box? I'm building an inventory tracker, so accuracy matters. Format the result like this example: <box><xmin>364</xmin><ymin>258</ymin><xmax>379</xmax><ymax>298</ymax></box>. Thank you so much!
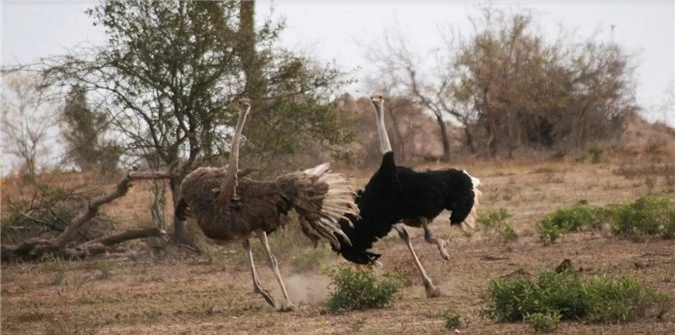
<box><xmin>174</xmin><ymin>97</ymin><xmax>358</xmax><ymax>312</ymax></box>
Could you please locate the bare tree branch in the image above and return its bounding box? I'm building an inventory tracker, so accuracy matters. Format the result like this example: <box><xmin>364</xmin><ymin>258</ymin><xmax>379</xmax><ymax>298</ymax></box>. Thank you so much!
<box><xmin>1</xmin><ymin>169</ymin><xmax>174</xmax><ymax>261</ymax></box>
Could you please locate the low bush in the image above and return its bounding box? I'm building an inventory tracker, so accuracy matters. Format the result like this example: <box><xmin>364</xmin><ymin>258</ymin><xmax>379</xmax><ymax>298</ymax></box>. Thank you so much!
<box><xmin>478</xmin><ymin>208</ymin><xmax>518</xmax><ymax>242</ymax></box>
<box><xmin>482</xmin><ymin>270</ymin><xmax>671</xmax><ymax>329</ymax></box>
<box><xmin>536</xmin><ymin>205</ymin><xmax>607</xmax><ymax>245</ymax></box>
<box><xmin>610</xmin><ymin>195</ymin><xmax>675</xmax><ymax>241</ymax></box>
<box><xmin>537</xmin><ymin>195</ymin><xmax>675</xmax><ymax>245</ymax></box>
<box><xmin>325</xmin><ymin>264</ymin><xmax>401</xmax><ymax>313</ymax></box>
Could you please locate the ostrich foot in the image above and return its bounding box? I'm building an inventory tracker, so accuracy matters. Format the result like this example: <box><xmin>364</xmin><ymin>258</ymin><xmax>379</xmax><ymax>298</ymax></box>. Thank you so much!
<box><xmin>424</xmin><ymin>282</ymin><xmax>441</xmax><ymax>298</ymax></box>
<box><xmin>255</xmin><ymin>288</ymin><xmax>276</xmax><ymax>308</ymax></box>
<box><xmin>276</xmin><ymin>302</ymin><xmax>295</xmax><ymax>312</ymax></box>
<box><xmin>436</xmin><ymin>239</ymin><xmax>450</xmax><ymax>261</ymax></box>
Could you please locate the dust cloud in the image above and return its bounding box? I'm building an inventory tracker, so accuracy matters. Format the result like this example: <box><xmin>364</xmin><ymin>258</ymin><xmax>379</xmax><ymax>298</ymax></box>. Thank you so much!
<box><xmin>284</xmin><ymin>273</ymin><xmax>331</xmax><ymax>305</ymax></box>
<box><xmin>438</xmin><ymin>277</ymin><xmax>460</xmax><ymax>294</ymax></box>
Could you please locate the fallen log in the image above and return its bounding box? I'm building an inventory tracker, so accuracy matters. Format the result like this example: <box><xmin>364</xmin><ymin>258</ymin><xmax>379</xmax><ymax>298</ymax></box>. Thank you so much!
<box><xmin>1</xmin><ymin>170</ymin><xmax>173</xmax><ymax>262</ymax></box>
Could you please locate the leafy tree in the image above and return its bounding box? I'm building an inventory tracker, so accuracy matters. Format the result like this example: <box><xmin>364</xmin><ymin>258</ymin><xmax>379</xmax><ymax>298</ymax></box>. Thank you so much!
<box><xmin>34</xmin><ymin>0</ymin><xmax>350</xmax><ymax>243</ymax></box>
<box><xmin>61</xmin><ymin>85</ymin><xmax>120</xmax><ymax>172</ymax></box>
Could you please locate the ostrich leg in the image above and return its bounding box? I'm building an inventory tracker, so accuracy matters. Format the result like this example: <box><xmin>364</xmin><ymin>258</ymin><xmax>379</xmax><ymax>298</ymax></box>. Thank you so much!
<box><xmin>393</xmin><ymin>224</ymin><xmax>441</xmax><ymax>298</ymax></box>
<box><xmin>256</xmin><ymin>230</ymin><xmax>294</xmax><ymax>312</ymax></box>
<box><xmin>420</xmin><ymin>217</ymin><xmax>450</xmax><ymax>261</ymax></box>
<box><xmin>242</xmin><ymin>239</ymin><xmax>277</xmax><ymax>308</ymax></box>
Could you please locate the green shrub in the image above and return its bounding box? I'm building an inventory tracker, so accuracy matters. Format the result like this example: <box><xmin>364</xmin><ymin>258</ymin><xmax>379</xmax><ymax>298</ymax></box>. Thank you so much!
<box><xmin>478</xmin><ymin>207</ymin><xmax>512</xmax><ymax>227</ymax></box>
<box><xmin>442</xmin><ymin>311</ymin><xmax>462</xmax><ymax>329</ymax></box>
<box><xmin>588</xmin><ymin>147</ymin><xmax>604</xmax><ymax>164</ymax></box>
<box><xmin>482</xmin><ymin>270</ymin><xmax>671</xmax><ymax>324</ymax></box>
<box><xmin>351</xmin><ymin>318</ymin><xmax>366</xmax><ymax>332</ymax></box>
<box><xmin>535</xmin><ymin>219</ymin><xmax>567</xmax><ymax>246</ymax></box>
<box><xmin>537</xmin><ymin>195</ymin><xmax>675</xmax><ymax>245</ymax></box>
<box><xmin>584</xmin><ymin>275</ymin><xmax>671</xmax><ymax>322</ymax></box>
<box><xmin>501</xmin><ymin>225</ymin><xmax>519</xmax><ymax>241</ymax></box>
<box><xmin>478</xmin><ymin>208</ymin><xmax>518</xmax><ymax>242</ymax></box>
<box><xmin>536</xmin><ymin>205</ymin><xmax>607</xmax><ymax>245</ymax></box>
<box><xmin>610</xmin><ymin>195</ymin><xmax>675</xmax><ymax>240</ymax></box>
<box><xmin>41</xmin><ymin>256</ymin><xmax>69</xmax><ymax>285</ymax></box>
<box><xmin>482</xmin><ymin>271</ymin><xmax>587</xmax><ymax>322</ymax></box>
<box><xmin>524</xmin><ymin>311</ymin><xmax>561</xmax><ymax>333</ymax></box>
<box><xmin>325</xmin><ymin>264</ymin><xmax>400</xmax><ymax>313</ymax></box>
<box><xmin>0</xmin><ymin>209</ymin><xmax>22</xmax><ymax>238</ymax></box>
<box><xmin>95</xmin><ymin>260</ymin><xmax>111</xmax><ymax>279</ymax></box>
<box><xmin>52</xmin><ymin>261</ymin><xmax>69</xmax><ymax>285</ymax></box>
<box><xmin>575</xmin><ymin>147</ymin><xmax>605</xmax><ymax>164</ymax></box>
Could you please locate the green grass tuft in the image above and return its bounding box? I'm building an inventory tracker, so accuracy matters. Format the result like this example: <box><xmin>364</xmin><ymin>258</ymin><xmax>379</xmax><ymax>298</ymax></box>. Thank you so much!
<box><xmin>442</xmin><ymin>311</ymin><xmax>462</xmax><ymax>329</ymax></box>
<box><xmin>478</xmin><ymin>207</ymin><xmax>519</xmax><ymax>242</ymax></box>
<box><xmin>524</xmin><ymin>311</ymin><xmax>561</xmax><ymax>333</ymax></box>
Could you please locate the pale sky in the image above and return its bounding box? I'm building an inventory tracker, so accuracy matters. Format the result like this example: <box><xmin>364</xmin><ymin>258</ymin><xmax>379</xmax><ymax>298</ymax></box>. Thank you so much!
<box><xmin>1</xmin><ymin>1</ymin><xmax>674</xmax><ymax>174</ymax></box>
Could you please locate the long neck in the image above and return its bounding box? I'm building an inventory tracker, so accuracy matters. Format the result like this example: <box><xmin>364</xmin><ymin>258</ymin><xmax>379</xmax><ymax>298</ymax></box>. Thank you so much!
<box><xmin>374</xmin><ymin>102</ymin><xmax>392</xmax><ymax>154</ymax></box>
<box><xmin>220</xmin><ymin>105</ymin><xmax>250</xmax><ymax>199</ymax></box>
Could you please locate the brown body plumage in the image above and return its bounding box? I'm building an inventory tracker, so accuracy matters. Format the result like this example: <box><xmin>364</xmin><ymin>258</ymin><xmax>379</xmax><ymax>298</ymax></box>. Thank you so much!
<box><xmin>174</xmin><ymin>98</ymin><xmax>358</xmax><ymax>312</ymax></box>
<box><xmin>177</xmin><ymin>164</ymin><xmax>355</xmax><ymax>246</ymax></box>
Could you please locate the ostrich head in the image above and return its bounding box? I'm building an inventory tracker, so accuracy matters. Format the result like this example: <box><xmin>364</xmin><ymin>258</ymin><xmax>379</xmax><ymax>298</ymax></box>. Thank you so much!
<box><xmin>369</xmin><ymin>93</ymin><xmax>392</xmax><ymax>154</ymax></box>
<box><xmin>370</xmin><ymin>93</ymin><xmax>384</xmax><ymax>113</ymax></box>
<box><xmin>448</xmin><ymin>170</ymin><xmax>481</xmax><ymax>229</ymax></box>
<box><xmin>237</xmin><ymin>97</ymin><xmax>252</xmax><ymax>116</ymax></box>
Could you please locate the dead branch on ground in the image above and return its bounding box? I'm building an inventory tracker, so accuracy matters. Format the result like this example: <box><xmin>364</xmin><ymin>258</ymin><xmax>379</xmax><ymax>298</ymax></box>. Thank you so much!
<box><xmin>1</xmin><ymin>170</ymin><xmax>174</xmax><ymax>262</ymax></box>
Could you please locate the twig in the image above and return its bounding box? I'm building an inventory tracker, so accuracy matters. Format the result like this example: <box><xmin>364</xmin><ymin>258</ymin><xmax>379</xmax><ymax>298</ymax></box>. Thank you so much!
<box><xmin>19</xmin><ymin>211</ymin><xmax>66</xmax><ymax>233</ymax></box>
<box><xmin>79</xmin><ymin>227</ymin><xmax>165</xmax><ymax>247</ymax></box>
<box><xmin>178</xmin><ymin>243</ymin><xmax>200</xmax><ymax>253</ymax></box>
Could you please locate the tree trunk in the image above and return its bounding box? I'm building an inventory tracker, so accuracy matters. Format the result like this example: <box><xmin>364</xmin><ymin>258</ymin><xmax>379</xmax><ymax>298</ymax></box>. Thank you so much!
<box><xmin>507</xmin><ymin>111</ymin><xmax>516</xmax><ymax>160</ymax></box>
<box><xmin>149</xmin><ymin>180</ymin><xmax>167</xmax><ymax>231</ymax></box>
<box><xmin>464</xmin><ymin>125</ymin><xmax>477</xmax><ymax>154</ymax></box>
<box><xmin>239</xmin><ymin>0</ymin><xmax>262</xmax><ymax>97</ymax></box>
<box><xmin>488</xmin><ymin>123</ymin><xmax>498</xmax><ymax>158</ymax></box>
<box><xmin>387</xmin><ymin>105</ymin><xmax>406</xmax><ymax>162</ymax></box>
<box><xmin>485</xmin><ymin>119</ymin><xmax>497</xmax><ymax>159</ymax></box>
<box><xmin>170</xmin><ymin>176</ymin><xmax>192</xmax><ymax>245</ymax></box>
<box><xmin>434</xmin><ymin>113</ymin><xmax>452</xmax><ymax>162</ymax></box>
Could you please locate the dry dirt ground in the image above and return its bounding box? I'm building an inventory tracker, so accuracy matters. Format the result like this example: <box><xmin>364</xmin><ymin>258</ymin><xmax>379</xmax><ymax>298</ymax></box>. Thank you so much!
<box><xmin>2</xmin><ymin>158</ymin><xmax>674</xmax><ymax>335</ymax></box>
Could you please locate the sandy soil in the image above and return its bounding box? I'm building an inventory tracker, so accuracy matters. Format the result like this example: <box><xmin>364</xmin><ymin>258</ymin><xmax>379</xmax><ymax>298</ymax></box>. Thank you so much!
<box><xmin>2</xmin><ymin>159</ymin><xmax>674</xmax><ymax>335</ymax></box>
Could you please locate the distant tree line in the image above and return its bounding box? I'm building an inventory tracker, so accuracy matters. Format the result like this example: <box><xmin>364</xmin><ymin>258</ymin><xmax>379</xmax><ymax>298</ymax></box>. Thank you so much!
<box><xmin>366</xmin><ymin>6</ymin><xmax>638</xmax><ymax>160</ymax></box>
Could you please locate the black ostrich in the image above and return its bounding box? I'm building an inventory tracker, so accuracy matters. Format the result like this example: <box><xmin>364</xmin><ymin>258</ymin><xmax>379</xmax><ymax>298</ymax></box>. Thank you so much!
<box><xmin>334</xmin><ymin>94</ymin><xmax>481</xmax><ymax>298</ymax></box>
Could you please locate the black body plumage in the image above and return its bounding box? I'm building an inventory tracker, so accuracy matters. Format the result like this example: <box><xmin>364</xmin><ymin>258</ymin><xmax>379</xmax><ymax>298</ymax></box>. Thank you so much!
<box><xmin>335</xmin><ymin>151</ymin><xmax>478</xmax><ymax>265</ymax></box>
